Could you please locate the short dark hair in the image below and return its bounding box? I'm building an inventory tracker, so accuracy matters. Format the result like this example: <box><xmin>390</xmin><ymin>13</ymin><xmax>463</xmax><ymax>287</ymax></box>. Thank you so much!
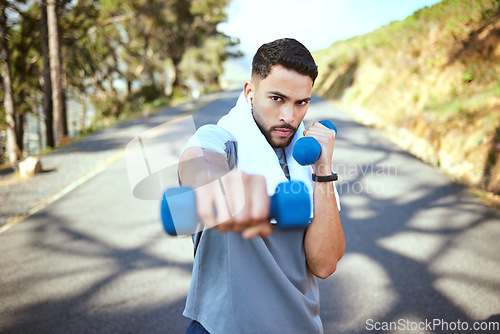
<box><xmin>252</xmin><ymin>38</ymin><xmax>318</xmax><ymax>84</ymax></box>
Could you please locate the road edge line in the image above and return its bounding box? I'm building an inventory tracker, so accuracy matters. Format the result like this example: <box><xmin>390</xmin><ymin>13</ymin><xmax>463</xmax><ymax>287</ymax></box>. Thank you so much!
<box><xmin>0</xmin><ymin>150</ymin><xmax>125</xmax><ymax>234</ymax></box>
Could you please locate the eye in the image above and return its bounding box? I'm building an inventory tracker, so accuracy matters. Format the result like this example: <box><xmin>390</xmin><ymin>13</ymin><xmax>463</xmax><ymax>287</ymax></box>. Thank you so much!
<box><xmin>297</xmin><ymin>100</ymin><xmax>309</xmax><ymax>106</ymax></box>
<box><xmin>271</xmin><ymin>96</ymin><xmax>283</xmax><ymax>102</ymax></box>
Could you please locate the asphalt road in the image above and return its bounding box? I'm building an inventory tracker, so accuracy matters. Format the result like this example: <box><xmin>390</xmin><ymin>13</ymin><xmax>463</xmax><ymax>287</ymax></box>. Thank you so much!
<box><xmin>1</xmin><ymin>90</ymin><xmax>499</xmax><ymax>334</ymax></box>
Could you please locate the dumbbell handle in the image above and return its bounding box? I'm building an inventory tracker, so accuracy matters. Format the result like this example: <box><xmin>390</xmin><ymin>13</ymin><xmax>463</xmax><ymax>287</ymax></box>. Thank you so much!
<box><xmin>161</xmin><ymin>181</ymin><xmax>311</xmax><ymax>236</ymax></box>
<box><xmin>292</xmin><ymin>120</ymin><xmax>337</xmax><ymax>166</ymax></box>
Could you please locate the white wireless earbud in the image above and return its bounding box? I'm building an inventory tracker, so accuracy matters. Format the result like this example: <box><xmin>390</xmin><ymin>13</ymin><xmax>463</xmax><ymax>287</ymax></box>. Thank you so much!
<box><xmin>247</xmin><ymin>92</ymin><xmax>253</xmax><ymax>108</ymax></box>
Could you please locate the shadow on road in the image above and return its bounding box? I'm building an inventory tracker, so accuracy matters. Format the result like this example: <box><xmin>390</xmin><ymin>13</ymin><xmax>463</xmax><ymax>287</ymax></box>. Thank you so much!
<box><xmin>307</xmin><ymin>97</ymin><xmax>500</xmax><ymax>333</ymax></box>
<box><xmin>1</xmin><ymin>92</ymin><xmax>499</xmax><ymax>333</ymax></box>
<box><xmin>0</xmin><ymin>157</ymin><xmax>195</xmax><ymax>333</ymax></box>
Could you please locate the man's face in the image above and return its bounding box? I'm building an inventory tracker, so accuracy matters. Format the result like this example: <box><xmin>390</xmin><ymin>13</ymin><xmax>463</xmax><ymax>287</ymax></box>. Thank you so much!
<box><xmin>247</xmin><ymin>65</ymin><xmax>313</xmax><ymax>148</ymax></box>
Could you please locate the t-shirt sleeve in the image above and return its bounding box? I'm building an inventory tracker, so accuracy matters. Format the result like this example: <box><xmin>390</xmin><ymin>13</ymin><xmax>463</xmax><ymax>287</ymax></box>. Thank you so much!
<box><xmin>181</xmin><ymin>124</ymin><xmax>237</xmax><ymax>169</ymax></box>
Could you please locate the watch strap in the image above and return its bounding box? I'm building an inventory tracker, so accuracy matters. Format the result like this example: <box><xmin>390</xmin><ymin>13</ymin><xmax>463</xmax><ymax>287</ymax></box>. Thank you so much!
<box><xmin>312</xmin><ymin>172</ymin><xmax>338</xmax><ymax>182</ymax></box>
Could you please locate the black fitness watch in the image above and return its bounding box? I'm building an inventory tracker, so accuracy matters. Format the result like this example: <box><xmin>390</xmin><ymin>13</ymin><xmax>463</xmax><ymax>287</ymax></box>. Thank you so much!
<box><xmin>312</xmin><ymin>172</ymin><xmax>338</xmax><ymax>182</ymax></box>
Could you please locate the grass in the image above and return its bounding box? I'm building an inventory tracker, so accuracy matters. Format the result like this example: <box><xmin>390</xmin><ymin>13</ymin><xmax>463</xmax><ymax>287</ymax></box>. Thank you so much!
<box><xmin>470</xmin><ymin>187</ymin><xmax>500</xmax><ymax>211</ymax></box>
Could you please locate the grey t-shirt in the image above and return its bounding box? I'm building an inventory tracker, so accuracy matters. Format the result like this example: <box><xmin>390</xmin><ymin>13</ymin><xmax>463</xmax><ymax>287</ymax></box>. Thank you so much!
<box><xmin>182</xmin><ymin>125</ymin><xmax>325</xmax><ymax>334</ymax></box>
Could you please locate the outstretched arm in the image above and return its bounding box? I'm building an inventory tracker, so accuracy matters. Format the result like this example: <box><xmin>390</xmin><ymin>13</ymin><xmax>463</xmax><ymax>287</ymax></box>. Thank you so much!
<box><xmin>179</xmin><ymin>146</ymin><xmax>272</xmax><ymax>239</ymax></box>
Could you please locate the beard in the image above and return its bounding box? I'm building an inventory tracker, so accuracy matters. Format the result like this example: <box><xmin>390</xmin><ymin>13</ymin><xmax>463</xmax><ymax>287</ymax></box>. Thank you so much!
<box><xmin>252</xmin><ymin>111</ymin><xmax>297</xmax><ymax>148</ymax></box>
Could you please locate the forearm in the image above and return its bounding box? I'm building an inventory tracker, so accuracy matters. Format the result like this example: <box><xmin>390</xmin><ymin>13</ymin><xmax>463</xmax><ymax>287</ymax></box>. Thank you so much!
<box><xmin>304</xmin><ymin>181</ymin><xmax>345</xmax><ymax>279</ymax></box>
<box><xmin>178</xmin><ymin>147</ymin><xmax>230</xmax><ymax>187</ymax></box>
<box><xmin>178</xmin><ymin>146</ymin><xmax>272</xmax><ymax>238</ymax></box>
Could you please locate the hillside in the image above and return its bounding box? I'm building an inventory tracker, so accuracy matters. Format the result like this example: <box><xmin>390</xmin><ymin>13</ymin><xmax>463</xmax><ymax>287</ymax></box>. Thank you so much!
<box><xmin>313</xmin><ymin>0</ymin><xmax>500</xmax><ymax>198</ymax></box>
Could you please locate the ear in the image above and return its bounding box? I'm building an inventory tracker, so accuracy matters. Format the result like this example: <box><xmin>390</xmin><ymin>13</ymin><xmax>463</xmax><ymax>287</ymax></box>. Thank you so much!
<box><xmin>243</xmin><ymin>81</ymin><xmax>254</xmax><ymax>105</ymax></box>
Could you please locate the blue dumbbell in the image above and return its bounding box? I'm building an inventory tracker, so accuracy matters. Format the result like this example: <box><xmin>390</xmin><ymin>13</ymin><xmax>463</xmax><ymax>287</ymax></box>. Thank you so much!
<box><xmin>292</xmin><ymin>120</ymin><xmax>337</xmax><ymax>166</ymax></box>
<box><xmin>161</xmin><ymin>181</ymin><xmax>311</xmax><ymax>236</ymax></box>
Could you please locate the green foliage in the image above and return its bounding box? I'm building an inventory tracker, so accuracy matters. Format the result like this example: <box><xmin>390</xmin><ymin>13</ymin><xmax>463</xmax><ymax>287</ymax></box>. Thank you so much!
<box><xmin>412</xmin><ymin>93</ymin><xmax>420</xmax><ymax>103</ymax></box>
<box><xmin>463</xmin><ymin>71</ymin><xmax>474</xmax><ymax>83</ymax></box>
<box><xmin>136</xmin><ymin>85</ymin><xmax>164</xmax><ymax>104</ymax></box>
<box><xmin>91</xmin><ymin>94</ymin><xmax>122</xmax><ymax>118</ymax></box>
<box><xmin>180</xmin><ymin>34</ymin><xmax>239</xmax><ymax>92</ymax></box>
<box><xmin>142</xmin><ymin>97</ymin><xmax>171</xmax><ymax>111</ymax></box>
<box><xmin>7</xmin><ymin>1</ymin><xmax>42</xmax><ymax>116</ymax></box>
<box><xmin>190</xmin><ymin>0</ymin><xmax>228</xmax><ymax>23</ymax></box>
<box><xmin>1</xmin><ymin>0</ymin><xmax>239</xmax><ymax>159</ymax></box>
<box><xmin>62</xmin><ymin>0</ymin><xmax>235</xmax><ymax>110</ymax></box>
<box><xmin>313</xmin><ymin>0</ymin><xmax>500</xmax><ymax>196</ymax></box>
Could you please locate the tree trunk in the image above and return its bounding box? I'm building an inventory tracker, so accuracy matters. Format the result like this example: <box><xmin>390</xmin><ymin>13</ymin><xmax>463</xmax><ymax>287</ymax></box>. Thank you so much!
<box><xmin>79</xmin><ymin>92</ymin><xmax>86</xmax><ymax>133</ymax></box>
<box><xmin>46</xmin><ymin>0</ymin><xmax>66</xmax><ymax>146</ymax></box>
<box><xmin>125</xmin><ymin>78</ymin><xmax>132</xmax><ymax>100</ymax></box>
<box><xmin>14</xmin><ymin>112</ymin><xmax>24</xmax><ymax>154</ymax></box>
<box><xmin>172</xmin><ymin>56</ymin><xmax>183</xmax><ymax>94</ymax></box>
<box><xmin>41</xmin><ymin>0</ymin><xmax>54</xmax><ymax>148</ymax></box>
<box><xmin>61</xmin><ymin>63</ymin><xmax>69</xmax><ymax>137</ymax></box>
<box><xmin>78</xmin><ymin>69</ymin><xmax>86</xmax><ymax>132</ymax></box>
<box><xmin>59</xmin><ymin>13</ymin><xmax>68</xmax><ymax>137</ymax></box>
<box><xmin>0</xmin><ymin>2</ymin><xmax>20</xmax><ymax>164</ymax></box>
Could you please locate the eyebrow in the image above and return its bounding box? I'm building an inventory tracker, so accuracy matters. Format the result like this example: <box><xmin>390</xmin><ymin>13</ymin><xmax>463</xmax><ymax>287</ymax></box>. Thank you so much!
<box><xmin>267</xmin><ymin>90</ymin><xmax>311</xmax><ymax>103</ymax></box>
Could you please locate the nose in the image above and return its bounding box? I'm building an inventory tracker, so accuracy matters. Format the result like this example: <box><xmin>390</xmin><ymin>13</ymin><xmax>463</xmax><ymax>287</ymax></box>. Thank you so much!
<box><xmin>279</xmin><ymin>103</ymin><xmax>295</xmax><ymax>125</ymax></box>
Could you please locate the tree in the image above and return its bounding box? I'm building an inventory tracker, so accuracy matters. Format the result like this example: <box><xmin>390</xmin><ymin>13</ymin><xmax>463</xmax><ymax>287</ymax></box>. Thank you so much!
<box><xmin>180</xmin><ymin>34</ymin><xmax>241</xmax><ymax>92</ymax></box>
<box><xmin>0</xmin><ymin>0</ymin><xmax>20</xmax><ymax>164</ymax></box>
<box><xmin>59</xmin><ymin>0</ymin><xmax>99</xmax><ymax>130</ymax></box>
<box><xmin>10</xmin><ymin>2</ymin><xmax>43</xmax><ymax>155</ymax></box>
<box><xmin>46</xmin><ymin>0</ymin><xmax>66</xmax><ymax>145</ymax></box>
<box><xmin>41</xmin><ymin>0</ymin><xmax>54</xmax><ymax>147</ymax></box>
<box><xmin>1</xmin><ymin>0</ymin><xmax>240</xmax><ymax>160</ymax></box>
<box><xmin>127</xmin><ymin>0</ymin><xmax>232</xmax><ymax>94</ymax></box>
<box><xmin>173</xmin><ymin>0</ymin><xmax>231</xmax><ymax>92</ymax></box>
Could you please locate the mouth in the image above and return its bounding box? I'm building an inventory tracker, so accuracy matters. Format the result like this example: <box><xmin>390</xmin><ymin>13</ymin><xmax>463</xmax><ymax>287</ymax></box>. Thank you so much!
<box><xmin>274</xmin><ymin>128</ymin><xmax>294</xmax><ymax>138</ymax></box>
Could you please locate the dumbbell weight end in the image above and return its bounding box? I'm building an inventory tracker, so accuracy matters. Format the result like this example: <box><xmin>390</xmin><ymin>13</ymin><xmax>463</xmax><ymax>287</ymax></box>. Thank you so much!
<box><xmin>161</xmin><ymin>186</ymin><xmax>197</xmax><ymax>236</ymax></box>
<box><xmin>292</xmin><ymin>120</ymin><xmax>337</xmax><ymax>166</ymax></box>
<box><xmin>270</xmin><ymin>181</ymin><xmax>311</xmax><ymax>229</ymax></box>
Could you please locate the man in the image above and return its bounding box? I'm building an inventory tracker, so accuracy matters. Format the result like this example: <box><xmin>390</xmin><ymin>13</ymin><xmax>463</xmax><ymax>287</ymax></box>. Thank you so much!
<box><xmin>179</xmin><ymin>38</ymin><xmax>345</xmax><ymax>334</ymax></box>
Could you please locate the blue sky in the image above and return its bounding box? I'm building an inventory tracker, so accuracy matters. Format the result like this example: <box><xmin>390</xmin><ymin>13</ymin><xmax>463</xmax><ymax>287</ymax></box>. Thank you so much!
<box><xmin>219</xmin><ymin>0</ymin><xmax>442</xmax><ymax>57</ymax></box>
